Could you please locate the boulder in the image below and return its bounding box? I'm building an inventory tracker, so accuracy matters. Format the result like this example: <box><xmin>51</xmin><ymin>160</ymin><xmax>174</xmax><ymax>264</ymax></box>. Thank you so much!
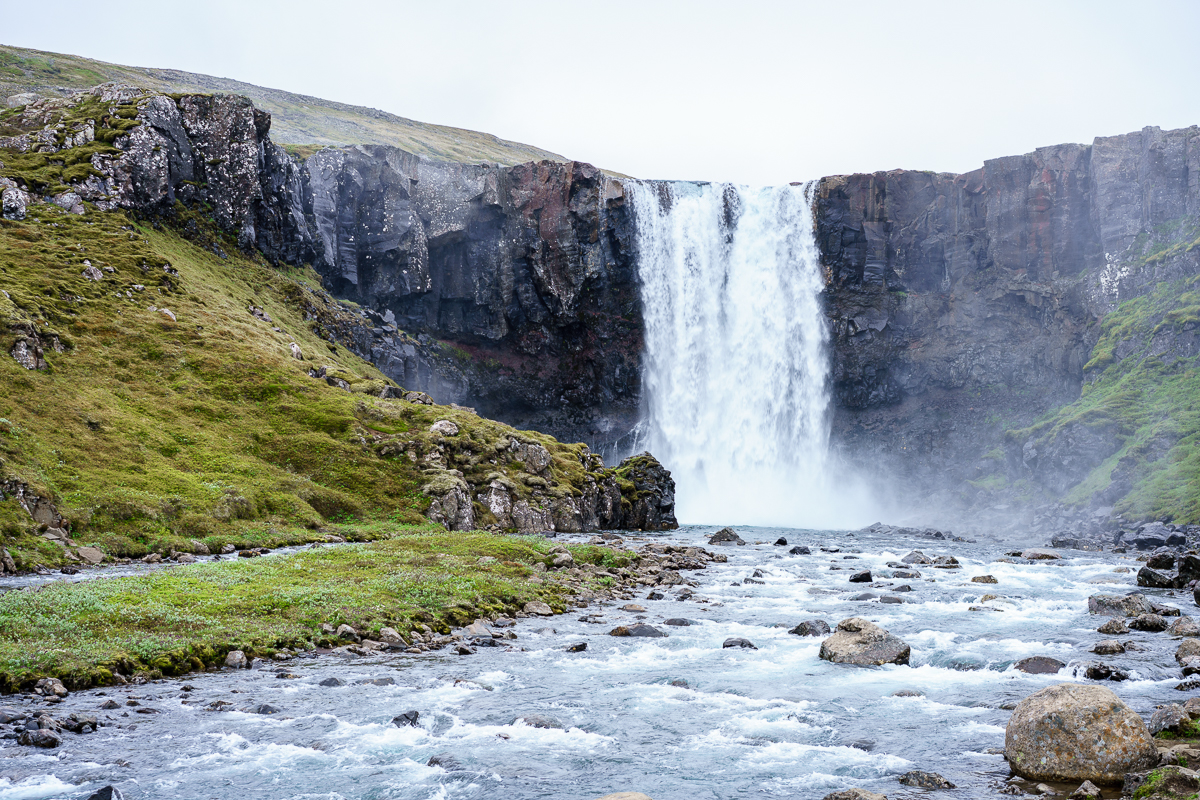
<box><xmin>1088</xmin><ymin>593</ymin><xmax>1154</xmax><ymax>617</ymax></box>
<box><xmin>1097</xmin><ymin>618</ymin><xmax>1129</xmax><ymax>635</ymax></box>
<box><xmin>1178</xmin><ymin>639</ymin><xmax>1200</xmax><ymax>664</ymax></box>
<box><xmin>1150</xmin><ymin>703</ymin><xmax>1192</xmax><ymax>735</ymax></box>
<box><xmin>85</xmin><ymin>788</ymin><xmax>125</xmax><ymax>800</ymax></box>
<box><xmin>708</xmin><ymin>527</ymin><xmax>744</xmax><ymax>546</ymax></box>
<box><xmin>774</xmin><ymin>537</ymin><xmax>787</xmax><ymax>546</ymax></box>
<box><xmin>34</xmin><ymin>677</ymin><xmax>68</xmax><ymax>698</ymax></box>
<box><xmin>1130</xmin><ymin>613</ymin><xmax>1169</xmax><ymax>632</ymax></box>
<box><xmin>1004</xmin><ymin>683</ymin><xmax>1157</xmax><ymax>782</ymax></box>
<box><xmin>821</xmin><ymin>790</ymin><xmax>886</xmax><ymax>800</ymax></box>
<box><xmin>1067</xmin><ymin>781</ymin><xmax>1101</xmax><ymax>800</ymax></box>
<box><xmin>515</xmin><ymin>714</ymin><xmax>562</xmax><ymax>729</ymax></box>
<box><xmin>789</xmin><ymin>619</ymin><xmax>831</xmax><ymax>637</ymax></box>
<box><xmin>523</xmin><ymin>601</ymin><xmax>553</xmax><ymax>616</ymax></box>
<box><xmin>898</xmin><ymin>771</ymin><xmax>955</xmax><ymax>789</ymax></box>
<box><xmin>902</xmin><ymin>550</ymin><xmax>932</xmax><ymax>565</ymax></box>
<box><xmin>610</xmin><ymin>624</ymin><xmax>667</xmax><ymax>638</ymax></box>
<box><xmin>1185</xmin><ymin>697</ymin><xmax>1200</xmax><ymax>719</ymax></box>
<box><xmin>17</xmin><ymin>729</ymin><xmax>60</xmax><ymax>748</ymax></box>
<box><xmin>1084</xmin><ymin>663</ymin><xmax>1130</xmax><ymax>681</ymax></box>
<box><xmin>1172</xmin><ymin>617</ymin><xmax>1200</xmax><ymax>637</ymax></box>
<box><xmin>849</xmin><ymin>570</ymin><xmax>872</xmax><ymax>583</ymax></box>
<box><xmin>971</xmin><ymin>575</ymin><xmax>998</xmax><ymax>584</ymax></box>
<box><xmin>1138</xmin><ymin>567</ymin><xmax>1176</xmax><ymax>589</ymax></box>
<box><xmin>75</xmin><ymin>546</ymin><xmax>104</xmax><ymax>565</ymax></box>
<box><xmin>819</xmin><ymin>618</ymin><xmax>910</xmax><ymax>666</ymax></box>
<box><xmin>318</xmin><ymin>677</ymin><xmax>344</xmax><ymax>687</ymax></box>
<box><xmin>426</xmin><ymin>753</ymin><xmax>464</xmax><ymax>771</ymax></box>
<box><xmin>1148</xmin><ymin>551</ymin><xmax>1178</xmax><ymax>570</ymax></box>
<box><xmin>723</xmin><ymin>638</ymin><xmax>757</xmax><ymax>650</ymax></box>
<box><xmin>224</xmin><ymin>650</ymin><xmax>248</xmax><ymax>669</ymax></box>
<box><xmin>1179</xmin><ymin>555</ymin><xmax>1200</xmax><ymax>585</ymax></box>
<box><xmin>393</xmin><ymin>710</ymin><xmax>420</xmax><ymax>727</ymax></box>
<box><xmin>1092</xmin><ymin>640</ymin><xmax>1125</xmax><ymax>655</ymax></box>
<box><xmin>789</xmin><ymin>545</ymin><xmax>811</xmax><ymax>555</ymax></box>
<box><xmin>429</xmin><ymin>420</ymin><xmax>459</xmax><ymax>436</ymax></box>
<box><xmin>663</xmin><ymin>618</ymin><xmax>692</xmax><ymax>626</ymax></box>
<box><xmin>1023</xmin><ymin>549</ymin><xmax>1062</xmax><ymax>560</ymax></box>
<box><xmin>1014</xmin><ymin>656</ymin><xmax>1066</xmax><ymax>674</ymax></box>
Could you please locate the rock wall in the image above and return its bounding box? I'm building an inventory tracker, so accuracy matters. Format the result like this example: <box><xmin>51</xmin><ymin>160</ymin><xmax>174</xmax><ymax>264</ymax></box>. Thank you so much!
<box><xmin>816</xmin><ymin>125</ymin><xmax>1200</xmax><ymax>514</ymax></box>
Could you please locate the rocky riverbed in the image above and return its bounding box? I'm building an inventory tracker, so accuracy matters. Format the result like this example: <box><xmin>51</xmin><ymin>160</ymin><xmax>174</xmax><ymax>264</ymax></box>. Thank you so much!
<box><xmin>3</xmin><ymin>524</ymin><xmax>1200</xmax><ymax>800</ymax></box>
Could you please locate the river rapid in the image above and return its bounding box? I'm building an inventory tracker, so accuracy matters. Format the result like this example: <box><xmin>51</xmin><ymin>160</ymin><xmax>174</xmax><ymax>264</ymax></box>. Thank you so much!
<box><xmin>0</xmin><ymin>525</ymin><xmax>1189</xmax><ymax>800</ymax></box>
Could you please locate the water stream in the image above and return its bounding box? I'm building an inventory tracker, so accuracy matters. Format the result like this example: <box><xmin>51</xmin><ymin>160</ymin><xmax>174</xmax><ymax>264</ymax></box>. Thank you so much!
<box><xmin>0</xmin><ymin>527</ymin><xmax>1183</xmax><ymax>800</ymax></box>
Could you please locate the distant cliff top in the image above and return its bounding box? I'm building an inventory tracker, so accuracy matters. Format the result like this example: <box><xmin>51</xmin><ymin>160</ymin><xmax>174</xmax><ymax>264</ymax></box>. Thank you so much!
<box><xmin>0</xmin><ymin>43</ymin><xmax>566</xmax><ymax>166</ymax></box>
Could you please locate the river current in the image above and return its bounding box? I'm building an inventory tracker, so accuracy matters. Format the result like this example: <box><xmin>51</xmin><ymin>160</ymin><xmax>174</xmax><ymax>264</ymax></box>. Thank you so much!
<box><xmin>0</xmin><ymin>525</ymin><xmax>1186</xmax><ymax>800</ymax></box>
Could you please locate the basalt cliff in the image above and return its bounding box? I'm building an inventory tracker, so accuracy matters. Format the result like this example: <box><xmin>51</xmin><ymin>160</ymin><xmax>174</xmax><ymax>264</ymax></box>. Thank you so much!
<box><xmin>3</xmin><ymin>75</ymin><xmax>1199</xmax><ymax>534</ymax></box>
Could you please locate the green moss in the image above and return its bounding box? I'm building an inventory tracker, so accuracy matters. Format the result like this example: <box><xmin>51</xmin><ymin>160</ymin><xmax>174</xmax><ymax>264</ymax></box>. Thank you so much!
<box><xmin>0</xmin><ymin>530</ymin><xmax>624</xmax><ymax>691</ymax></box>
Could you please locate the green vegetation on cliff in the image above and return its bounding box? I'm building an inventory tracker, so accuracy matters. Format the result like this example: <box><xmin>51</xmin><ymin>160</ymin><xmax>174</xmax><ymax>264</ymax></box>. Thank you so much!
<box><xmin>0</xmin><ymin>43</ymin><xmax>565</xmax><ymax>166</ymax></box>
<box><xmin>1008</xmin><ymin>219</ymin><xmax>1200</xmax><ymax>522</ymax></box>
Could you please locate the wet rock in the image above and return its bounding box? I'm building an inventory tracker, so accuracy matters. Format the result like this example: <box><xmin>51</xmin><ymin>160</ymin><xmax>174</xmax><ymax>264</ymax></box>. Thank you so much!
<box><xmin>85</xmin><ymin>787</ymin><xmax>125</xmax><ymax>800</ymax></box>
<box><xmin>821</xmin><ymin>789</ymin><xmax>887</xmax><ymax>800</ymax></box>
<box><xmin>1138</xmin><ymin>567</ymin><xmax>1176</xmax><ymax>589</ymax></box>
<box><xmin>63</xmin><ymin>713</ymin><xmax>97</xmax><ymax>733</ymax></box>
<box><xmin>224</xmin><ymin>650</ymin><xmax>248</xmax><ymax>669</ymax></box>
<box><xmin>1130</xmin><ymin>613</ymin><xmax>1170</xmax><ymax>632</ymax></box>
<box><xmin>663</xmin><ymin>618</ymin><xmax>692</xmax><ymax>626</ymax></box>
<box><xmin>1097</xmin><ymin>618</ymin><xmax>1129</xmax><ymax>635</ymax></box>
<box><xmin>453</xmin><ymin>644</ymin><xmax>475</xmax><ymax>655</ymax></box>
<box><xmin>972</xmin><ymin>575</ymin><xmax>998</xmax><ymax>584</ymax></box>
<box><xmin>1172</xmin><ymin>617</ymin><xmax>1200</xmax><ymax>637</ymax></box>
<box><xmin>1088</xmin><ymin>592</ymin><xmax>1154</xmax><ymax>617</ymax></box>
<box><xmin>523</xmin><ymin>601</ymin><xmax>553</xmax><ymax>616</ymax></box>
<box><xmin>819</xmin><ymin>617</ymin><xmax>910</xmax><ymax>666</ymax></box>
<box><xmin>892</xmin><ymin>689</ymin><xmax>925</xmax><ymax>697</ymax></box>
<box><xmin>1023</xmin><ymin>549</ymin><xmax>1063</xmax><ymax>560</ymax></box>
<box><xmin>902</xmin><ymin>550</ymin><xmax>933</xmax><ymax>565</ymax></box>
<box><xmin>100</xmin><ymin>699</ymin><xmax>120</xmax><ymax>710</ymax></box>
<box><xmin>852</xmin><ymin>592</ymin><xmax>879</xmax><ymax>601</ymax></box>
<box><xmin>880</xmin><ymin>596</ymin><xmax>905</xmax><ymax>604</ymax></box>
<box><xmin>516</xmin><ymin>714</ymin><xmax>562</xmax><ymax>729</ymax></box>
<box><xmin>643</xmin><ymin>592</ymin><xmax>663</xmax><ymax>601</ymax></box>
<box><xmin>610</xmin><ymin>624</ymin><xmax>668</xmax><ymax>638</ymax></box>
<box><xmin>774</xmin><ymin>537</ymin><xmax>787</xmax><ymax>546</ymax></box>
<box><xmin>723</xmin><ymin>638</ymin><xmax>757</xmax><ymax>650</ymax></box>
<box><xmin>426</xmin><ymin>753</ymin><xmax>464</xmax><ymax>771</ymax></box>
<box><xmin>392</xmin><ymin>710</ymin><xmax>420</xmax><ymax>727</ymax></box>
<box><xmin>898</xmin><ymin>771</ymin><xmax>955</xmax><ymax>789</ymax></box>
<box><xmin>789</xmin><ymin>545</ymin><xmax>811</xmax><ymax>555</ymax></box>
<box><xmin>849</xmin><ymin>570</ymin><xmax>872</xmax><ymax>583</ymax></box>
<box><xmin>565</xmin><ymin>642</ymin><xmax>587</xmax><ymax>652</ymax></box>
<box><xmin>1066</xmin><ymin>780</ymin><xmax>1101</xmax><ymax>800</ymax></box>
<box><xmin>708</xmin><ymin>527</ymin><xmax>745</xmax><ymax>546</ymax></box>
<box><xmin>621</xmin><ymin>604</ymin><xmax>646</xmax><ymax>612</ymax></box>
<box><xmin>1092</xmin><ymin>640</ymin><xmax>1125</xmax><ymax>655</ymax></box>
<box><xmin>1083</xmin><ymin>662</ymin><xmax>1129</xmax><ymax>681</ymax></box>
<box><xmin>1177</xmin><ymin>640</ymin><xmax>1200</xmax><ymax>665</ymax></box>
<box><xmin>1148</xmin><ymin>551</ymin><xmax>1178</xmax><ymax>570</ymax></box>
<box><xmin>1151</xmin><ymin>703</ymin><xmax>1192</xmax><ymax>735</ymax></box>
<box><xmin>34</xmin><ymin>677</ymin><xmax>68</xmax><ymax>698</ymax></box>
<box><xmin>250</xmin><ymin>704</ymin><xmax>280</xmax><ymax>715</ymax></box>
<box><xmin>1005</xmin><ymin>683</ymin><xmax>1157</xmax><ymax>782</ymax></box>
<box><xmin>318</xmin><ymin>677</ymin><xmax>345</xmax><ymax>687</ymax></box>
<box><xmin>891</xmin><ymin>570</ymin><xmax>921</xmax><ymax>579</ymax></box>
<box><xmin>1014</xmin><ymin>656</ymin><xmax>1066</xmax><ymax>674</ymax></box>
<box><xmin>17</xmin><ymin>728</ymin><xmax>60</xmax><ymax>748</ymax></box>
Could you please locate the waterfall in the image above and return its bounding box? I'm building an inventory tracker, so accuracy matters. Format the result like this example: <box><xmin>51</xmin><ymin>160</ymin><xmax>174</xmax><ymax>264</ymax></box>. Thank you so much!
<box><xmin>628</xmin><ymin>180</ymin><xmax>868</xmax><ymax>528</ymax></box>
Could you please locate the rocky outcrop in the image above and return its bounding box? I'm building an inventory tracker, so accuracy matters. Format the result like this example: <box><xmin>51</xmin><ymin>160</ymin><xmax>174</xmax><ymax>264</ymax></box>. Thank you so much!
<box><xmin>1005</xmin><ymin>683</ymin><xmax>1158</xmax><ymax>783</ymax></box>
<box><xmin>816</xmin><ymin>125</ymin><xmax>1200</xmax><ymax>520</ymax></box>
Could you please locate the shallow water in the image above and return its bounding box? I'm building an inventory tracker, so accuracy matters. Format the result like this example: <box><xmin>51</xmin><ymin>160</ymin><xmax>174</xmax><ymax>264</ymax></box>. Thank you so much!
<box><xmin>0</xmin><ymin>526</ymin><xmax>1190</xmax><ymax>800</ymax></box>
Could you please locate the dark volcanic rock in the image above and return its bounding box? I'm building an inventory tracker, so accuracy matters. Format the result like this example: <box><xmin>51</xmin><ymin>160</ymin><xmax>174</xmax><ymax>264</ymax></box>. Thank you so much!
<box><xmin>789</xmin><ymin>620</ymin><xmax>831</xmax><ymax>637</ymax></box>
<box><xmin>1138</xmin><ymin>566</ymin><xmax>1175</xmax><ymax>589</ymax></box>
<box><xmin>848</xmin><ymin>570</ymin><xmax>872</xmax><ymax>583</ymax></box>
<box><xmin>1014</xmin><ymin>656</ymin><xmax>1066</xmax><ymax>675</ymax></box>
<box><xmin>788</xmin><ymin>545</ymin><xmax>811</xmax><ymax>555</ymax></box>
<box><xmin>722</xmin><ymin>638</ymin><xmax>758</xmax><ymax>650</ymax></box>
<box><xmin>392</xmin><ymin>711</ymin><xmax>420</xmax><ymax>727</ymax></box>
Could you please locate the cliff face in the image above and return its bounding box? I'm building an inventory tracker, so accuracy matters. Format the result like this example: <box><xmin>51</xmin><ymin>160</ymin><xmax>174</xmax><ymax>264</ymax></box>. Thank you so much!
<box><xmin>816</xmin><ymin>125</ymin><xmax>1200</xmax><ymax>520</ymax></box>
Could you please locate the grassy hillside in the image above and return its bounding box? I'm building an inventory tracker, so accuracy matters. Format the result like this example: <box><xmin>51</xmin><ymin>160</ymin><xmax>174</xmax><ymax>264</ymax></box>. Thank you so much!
<box><xmin>0</xmin><ymin>201</ymin><xmax>611</xmax><ymax>570</ymax></box>
<box><xmin>0</xmin><ymin>43</ymin><xmax>565</xmax><ymax>166</ymax></box>
<box><xmin>1002</xmin><ymin>217</ymin><xmax>1200</xmax><ymax>522</ymax></box>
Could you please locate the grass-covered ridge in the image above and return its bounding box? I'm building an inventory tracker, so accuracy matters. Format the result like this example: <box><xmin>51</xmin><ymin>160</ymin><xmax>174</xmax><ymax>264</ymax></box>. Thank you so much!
<box><xmin>0</xmin><ymin>200</ymin><xmax>625</xmax><ymax>570</ymax></box>
<box><xmin>0</xmin><ymin>43</ymin><xmax>565</xmax><ymax>167</ymax></box>
<box><xmin>0</xmin><ymin>530</ymin><xmax>635</xmax><ymax>691</ymax></box>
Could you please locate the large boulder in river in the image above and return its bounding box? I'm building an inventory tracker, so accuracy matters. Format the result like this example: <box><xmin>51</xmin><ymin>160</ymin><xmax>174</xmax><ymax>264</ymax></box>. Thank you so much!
<box><xmin>1005</xmin><ymin>683</ymin><xmax>1157</xmax><ymax>783</ymax></box>
<box><xmin>819</xmin><ymin>618</ymin><xmax>910</xmax><ymax>666</ymax></box>
<box><xmin>1087</xmin><ymin>592</ymin><xmax>1154</xmax><ymax>618</ymax></box>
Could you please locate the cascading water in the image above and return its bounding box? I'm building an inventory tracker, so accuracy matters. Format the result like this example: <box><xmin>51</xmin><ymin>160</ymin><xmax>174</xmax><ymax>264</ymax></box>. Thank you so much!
<box><xmin>628</xmin><ymin>180</ymin><xmax>873</xmax><ymax>528</ymax></box>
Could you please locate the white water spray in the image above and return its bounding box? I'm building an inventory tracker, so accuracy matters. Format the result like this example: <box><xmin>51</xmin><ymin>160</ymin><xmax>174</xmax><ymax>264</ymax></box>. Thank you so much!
<box><xmin>627</xmin><ymin>180</ymin><xmax>875</xmax><ymax>528</ymax></box>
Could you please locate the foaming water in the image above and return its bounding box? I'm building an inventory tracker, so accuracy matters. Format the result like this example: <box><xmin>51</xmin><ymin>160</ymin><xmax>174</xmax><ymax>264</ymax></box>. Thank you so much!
<box><xmin>0</xmin><ymin>528</ymin><xmax>1184</xmax><ymax>800</ymax></box>
<box><xmin>626</xmin><ymin>181</ymin><xmax>876</xmax><ymax>528</ymax></box>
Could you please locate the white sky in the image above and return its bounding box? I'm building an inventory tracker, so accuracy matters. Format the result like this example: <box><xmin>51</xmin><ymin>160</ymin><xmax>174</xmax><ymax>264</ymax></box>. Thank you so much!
<box><xmin>6</xmin><ymin>0</ymin><xmax>1199</xmax><ymax>185</ymax></box>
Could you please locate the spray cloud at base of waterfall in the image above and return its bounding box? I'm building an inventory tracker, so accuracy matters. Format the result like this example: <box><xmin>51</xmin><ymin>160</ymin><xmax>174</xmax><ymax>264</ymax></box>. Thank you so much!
<box><xmin>626</xmin><ymin>180</ymin><xmax>882</xmax><ymax>529</ymax></box>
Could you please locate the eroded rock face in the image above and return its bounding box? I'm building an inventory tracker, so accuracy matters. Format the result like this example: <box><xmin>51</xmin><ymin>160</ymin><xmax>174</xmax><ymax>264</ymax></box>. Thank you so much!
<box><xmin>818</xmin><ymin>617</ymin><xmax>910</xmax><ymax>666</ymax></box>
<box><xmin>1004</xmin><ymin>683</ymin><xmax>1157</xmax><ymax>782</ymax></box>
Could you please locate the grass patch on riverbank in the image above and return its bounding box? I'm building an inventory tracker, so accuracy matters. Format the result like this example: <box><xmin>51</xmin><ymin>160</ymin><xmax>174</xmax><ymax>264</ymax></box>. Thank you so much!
<box><xmin>0</xmin><ymin>531</ymin><xmax>632</xmax><ymax>692</ymax></box>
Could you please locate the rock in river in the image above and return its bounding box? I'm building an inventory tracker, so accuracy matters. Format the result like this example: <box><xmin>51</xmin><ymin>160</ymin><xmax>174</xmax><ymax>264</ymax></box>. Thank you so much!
<box><xmin>708</xmin><ymin>527</ymin><xmax>744</xmax><ymax>546</ymax></box>
<box><xmin>610</xmin><ymin>624</ymin><xmax>668</xmax><ymax>638</ymax></box>
<box><xmin>1014</xmin><ymin>656</ymin><xmax>1066</xmax><ymax>674</ymax></box>
<box><xmin>1130</xmin><ymin>613</ymin><xmax>1169</xmax><ymax>632</ymax></box>
<box><xmin>790</xmin><ymin>619</ymin><xmax>831</xmax><ymax>637</ymax></box>
<box><xmin>1005</xmin><ymin>683</ymin><xmax>1157</xmax><ymax>783</ymax></box>
<box><xmin>819</xmin><ymin>617</ymin><xmax>910</xmax><ymax>666</ymax></box>
<box><xmin>1087</xmin><ymin>592</ymin><xmax>1154</xmax><ymax>618</ymax></box>
<box><xmin>898</xmin><ymin>770</ymin><xmax>955</xmax><ymax>789</ymax></box>
<box><xmin>723</xmin><ymin>638</ymin><xmax>757</xmax><ymax>650</ymax></box>
<box><xmin>821</xmin><ymin>790</ymin><xmax>886</xmax><ymax>800</ymax></box>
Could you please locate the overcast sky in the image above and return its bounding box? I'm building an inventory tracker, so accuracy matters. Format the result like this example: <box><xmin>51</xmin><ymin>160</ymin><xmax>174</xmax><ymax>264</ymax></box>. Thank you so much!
<box><xmin>6</xmin><ymin>0</ymin><xmax>1199</xmax><ymax>184</ymax></box>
